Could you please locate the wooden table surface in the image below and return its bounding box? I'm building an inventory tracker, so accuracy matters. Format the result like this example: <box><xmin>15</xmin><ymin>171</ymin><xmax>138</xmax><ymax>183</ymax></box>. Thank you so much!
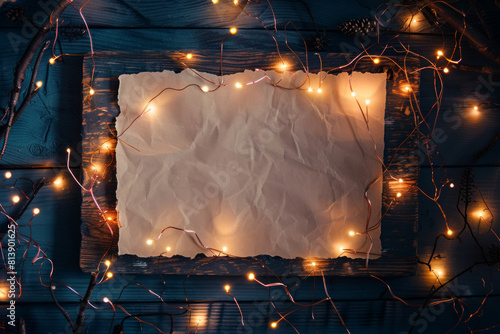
<box><xmin>0</xmin><ymin>0</ymin><xmax>499</xmax><ymax>333</ymax></box>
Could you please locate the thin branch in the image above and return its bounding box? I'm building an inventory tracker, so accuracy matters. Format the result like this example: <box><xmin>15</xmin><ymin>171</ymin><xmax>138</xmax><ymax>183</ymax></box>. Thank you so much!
<box><xmin>468</xmin><ymin>0</ymin><xmax>492</xmax><ymax>40</ymax></box>
<box><xmin>0</xmin><ymin>179</ymin><xmax>45</xmax><ymax>241</ymax></box>
<box><xmin>16</xmin><ymin>317</ymin><xmax>26</xmax><ymax>334</ymax></box>
<box><xmin>420</xmin><ymin>0</ymin><xmax>500</xmax><ymax>64</ymax></box>
<box><xmin>74</xmin><ymin>272</ymin><xmax>98</xmax><ymax>334</ymax></box>
<box><xmin>0</xmin><ymin>0</ymin><xmax>73</xmax><ymax>162</ymax></box>
<box><xmin>50</xmin><ymin>284</ymin><xmax>75</xmax><ymax>330</ymax></box>
<box><xmin>16</xmin><ymin>179</ymin><xmax>45</xmax><ymax>220</ymax></box>
<box><xmin>0</xmin><ymin>41</ymin><xmax>50</xmax><ymax>141</ymax></box>
<box><xmin>449</xmin><ymin>62</ymin><xmax>500</xmax><ymax>74</ymax></box>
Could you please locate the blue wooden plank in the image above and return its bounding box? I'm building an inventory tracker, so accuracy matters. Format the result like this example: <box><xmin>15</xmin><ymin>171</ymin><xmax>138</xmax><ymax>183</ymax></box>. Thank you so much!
<box><xmin>4</xmin><ymin>296</ymin><xmax>500</xmax><ymax>333</ymax></box>
<box><xmin>417</xmin><ymin>68</ymin><xmax>500</xmax><ymax>167</ymax></box>
<box><xmin>0</xmin><ymin>0</ymin><xmax>396</xmax><ymax>30</ymax></box>
<box><xmin>0</xmin><ymin>0</ymin><xmax>499</xmax><ymax>332</ymax></box>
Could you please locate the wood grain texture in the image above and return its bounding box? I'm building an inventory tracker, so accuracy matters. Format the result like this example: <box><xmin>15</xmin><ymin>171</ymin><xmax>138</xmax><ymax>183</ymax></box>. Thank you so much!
<box><xmin>4</xmin><ymin>296</ymin><xmax>500</xmax><ymax>333</ymax></box>
<box><xmin>79</xmin><ymin>51</ymin><xmax>420</xmax><ymax>276</ymax></box>
<box><xmin>0</xmin><ymin>0</ymin><xmax>498</xmax><ymax>332</ymax></box>
<box><xmin>2</xmin><ymin>0</ymin><xmax>498</xmax><ymax>38</ymax></box>
<box><xmin>0</xmin><ymin>0</ymin><xmax>395</xmax><ymax>30</ymax></box>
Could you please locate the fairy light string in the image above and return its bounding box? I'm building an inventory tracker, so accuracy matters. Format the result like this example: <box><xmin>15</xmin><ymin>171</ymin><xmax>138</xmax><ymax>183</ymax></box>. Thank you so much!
<box><xmin>1</xmin><ymin>0</ymin><xmax>499</xmax><ymax>332</ymax></box>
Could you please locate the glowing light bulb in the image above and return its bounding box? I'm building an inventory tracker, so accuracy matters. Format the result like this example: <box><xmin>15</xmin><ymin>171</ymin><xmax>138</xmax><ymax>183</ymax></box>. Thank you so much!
<box><xmin>317</xmin><ymin>88</ymin><xmax>322</xmax><ymax>93</ymax></box>
<box><xmin>89</xmin><ymin>88</ymin><xmax>95</xmax><ymax>95</ymax></box>
<box><xmin>0</xmin><ymin>286</ymin><xmax>8</xmax><ymax>300</ymax></box>
<box><xmin>229</xmin><ymin>27</ymin><xmax>238</xmax><ymax>35</ymax></box>
<box><xmin>106</xmin><ymin>216</ymin><xmax>112</xmax><ymax>221</ymax></box>
<box><xmin>443</xmin><ymin>67</ymin><xmax>449</xmax><ymax>74</ymax></box>
<box><xmin>224</xmin><ymin>285</ymin><xmax>230</xmax><ymax>293</ymax></box>
<box><xmin>166</xmin><ymin>246</ymin><xmax>171</xmax><ymax>252</ymax></box>
<box><xmin>36</xmin><ymin>81</ymin><xmax>43</xmax><ymax>88</ymax></box>
<box><xmin>146</xmin><ymin>239</ymin><xmax>153</xmax><ymax>245</ymax></box>
<box><xmin>398</xmin><ymin>178</ymin><xmax>403</xmax><ymax>183</ymax></box>
<box><xmin>396</xmin><ymin>192</ymin><xmax>402</xmax><ymax>198</ymax></box>
<box><xmin>235</xmin><ymin>82</ymin><xmax>243</xmax><ymax>89</ymax></box>
<box><xmin>412</xmin><ymin>19</ymin><xmax>417</xmax><ymax>23</ymax></box>
<box><xmin>446</xmin><ymin>229</ymin><xmax>453</xmax><ymax>236</ymax></box>
<box><xmin>474</xmin><ymin>106</ymin><xmax>478</xmax><ymax>111</ymax></box>
<box><xmin>212</xmin><ymin>0</ymin><xmax>218</xmax><ymax>3</ymax></box>
<box><xmin>146</xmin><ymin>104</ymin><xmax>155</xmax><ymax>114</ymax></box>
<box><xmin>186</xmin><ymin>53</ymin><xmax>193</xmax><ymax>60</ymax></box>
<box><xmin>106</xmin><ymin>272</ymin><xmax>113</xmax><ymax>278</ymax></box>
<box><xmin>437</xmin><ymin>50</ymin><xmax>443</xmax><ymax>56</ymax></box>
<box><xmin>222</xmin><ymin>246</ymin><xmax>228</xmax><ymax>252</ymax></box>
<box><xmin>279</xmin><ymin>62</ymin><xmax>287</xmax><ymax>71</ymax></box>
<box><xmin>271</xmin><ymin>322</ymin><xmax>277</xmax><ymax>328</ymax></box>
<box><xmin>435</xmin><ymin>269</ymin><xmax>443</xmax><ymax>277</ymax></box>
<box><xmin>365</xmin><ymin>99</ymin><xmax>370</xmax><ymax>105</ymax></box>
<box><xmin>348</xmin><ymin>231</ymin><xmax>355</xmax><ymax>236</ymax></box>
<box><xmin>12</xmin><ymin>195</ymin><xmax>20</xmax><ymax>204</ymax></box>
<box><xmin>103</xmin><ymin>297</ymin><xmax>110</xmax><ymax>303</ymax></box>
<box><xmin>33</xmin><ymin>208</ymin><xmax>40</xmax><ymax>215</ymax></box>
<box><xmin>233</xmin><ymin>0</ymin><xmax>238</xmax><ymax>5</ymax></box>
<box><xmin>66</xmin><ymin>148</ymin><xmax>71</xmax><ymax>153</ymax></box>
<box><xmin>308</xmin><ymin>87</ymin><xmax>313</xmax><ymax>92</ymax></box>
<box><xmin>478</xmin><ymin>212</ymin><xmax>483</xmax><ymax>218</ymax></box>
<box><xmin>105</xmin><ymin>260</ymin><xmax>111</xmax><ymax>267</ymax></box>
<box><xmin>201</xmin><ymin>85</ymin><xmax>209</xmax><ymax>92</ymax></box>
<box><xmin>373</xmin><ymin>58</ymin><xmax>380</xmax><ymax>64</ymax></box>
<box><xmin>53</xmin><ymin>177</ymin><xmax>63</xmax><ymax>187</ymax></box>
<box><xmin>449</xmin><ymin>183</ymin><xmax>454</xmax><ymax>188</ymax></box>
<box><xmin>49</xmin><ymin>58</ymin><xmax>55</xmax><ymax>65</ymax></box>
<box><xmin>404</xmin><ymin>86</ymin><xmax>411</xmax><ymax>92</ymax></box>
<box><xmin>351</xmin><ymin>91</ymin><xmax>356</xmax><ymax>97</ymax></box>
<box><xmin>311</xmin><ymin>261</ymin><xmax>316</xmax><ymax>266</ymax></box>
<box><xmin>248</xmin><ymin>273</ymin><xmax>255</xmax><ymax>280</ymax></box>
<box><xmin>5</xmin><ymin>171</ymin><xmax>12</xmax><ymax>179</ymax></box>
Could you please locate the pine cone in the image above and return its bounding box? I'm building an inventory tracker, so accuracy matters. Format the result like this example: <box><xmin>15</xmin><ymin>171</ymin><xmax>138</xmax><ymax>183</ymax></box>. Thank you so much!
<box><xmin>337</xmin><ymin>18</ymin><xmax>377</xmax><ymax>37</ymax></box>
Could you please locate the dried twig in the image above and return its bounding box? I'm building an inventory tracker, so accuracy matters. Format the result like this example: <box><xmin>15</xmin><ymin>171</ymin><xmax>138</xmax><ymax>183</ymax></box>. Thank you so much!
<box><xmin>74</xmin><ymin>272</ymin><xmax>98</xmax><ymax>334</ymax></box>
<box><xmin>420</xmin><ymin>0</ymin><xmax>500</xmax><ymax>64</ymax></box>
<box><xmin>468</xmin><ymin>0</ymin><xmax>492</xmax><ymax>40</ymax></box>
<box><xmin>49</xmin><ymin>284</ymin><xmax>75</xmax><ymax>330</ymax></box>
<box><xmin>0</xmin><ymin>179</ymin><xmax>45</xmax><ymax>241</ymax></box>
<box><xmin>0</xmin><ymin>41</ymin><xmax>49</xmax><ymax>142</ymax></box>
<box><xmin>0</xmin><ymin>0</ymin><xmax>73</xmax><ymax>162</ymax></box>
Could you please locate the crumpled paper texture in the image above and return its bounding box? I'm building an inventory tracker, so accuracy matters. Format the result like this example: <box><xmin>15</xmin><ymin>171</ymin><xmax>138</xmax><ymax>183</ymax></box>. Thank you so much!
<box><xmin>116</xmin><ymin>69</ymin><xmax>386</xmax><ymax>259</ymax></box>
